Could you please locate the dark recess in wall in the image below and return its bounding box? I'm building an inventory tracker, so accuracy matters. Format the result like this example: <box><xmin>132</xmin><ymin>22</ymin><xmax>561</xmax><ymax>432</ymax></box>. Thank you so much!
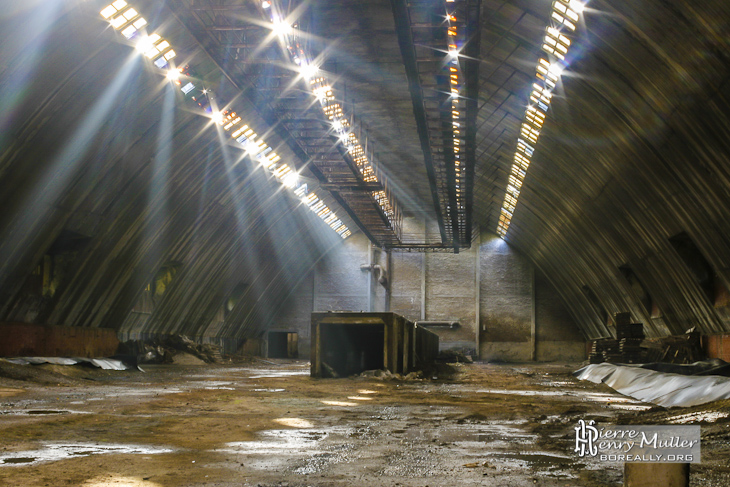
<box><xmin>268</xmin><ymin>331</ymin><xmax>298</xmax><ymax>358</ymax></box>
<box><xmin>320</xmin><ymin>323</ymin><xmax>385</xmax><ymax>377</ymax></box>
<box><xmin>668</xmin><ymin>232</ymin><xmax>725</xmax><ymax>306</ymax></box>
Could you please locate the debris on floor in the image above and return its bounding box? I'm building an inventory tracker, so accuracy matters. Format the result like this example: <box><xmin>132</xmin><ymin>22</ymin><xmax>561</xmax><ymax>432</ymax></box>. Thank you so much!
<box><xmin>640</xmin><ymin>359</ymin><xmax>730</xmax><ymax>377</ymax></box>
<box><xmin>2</xmin><ymin>361</ymin><xmax>730</xmax><ymax>486</ymax></box>
<box><xmin>359</xmin><ymin>369</ymin><xmax>424</xmax><ymax>380</ymax></box>
<box><xmin>589</xmin><ymin>314</ymin><xmax>706</xmax><ymax>366</ymax></box>
<box><xmin>437</xmin><ymin>349</ymin><xmax>475</xmax><ymax>364</ymax></box>
<box><xmin>589</xmin><ymin>313</ymin><xmax>646</xmax><ymax>364</ymax></box>
<box><xmin>641</xmin><ymin>331</ymin><xmax>706</xmax><ymax>364</ymax></box>
<box><xmin>118</xmin><ymin>335</ymin><xmax>224</xmax><ymax>365</ymax></box>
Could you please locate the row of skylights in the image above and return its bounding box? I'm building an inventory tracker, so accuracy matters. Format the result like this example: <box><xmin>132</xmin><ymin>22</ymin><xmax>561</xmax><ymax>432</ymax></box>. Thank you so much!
<box><xmin>496</xmin><ymin>0</ymin><xmax>586</xmax><ymax>238</ymax></box>
<box><xmin>99</xmin><ymin>1</ymin><xmax>351</xmax><ymax>239</ymax></box>
<box><xmin>263</xmin><ymin>3</ymin><xmax>397</xmax><ymax>229</ymax></box>
<box><xmin>447</xmin><ymin>7</ymin><xmax>465</xmax><ymax>219</ymax></box>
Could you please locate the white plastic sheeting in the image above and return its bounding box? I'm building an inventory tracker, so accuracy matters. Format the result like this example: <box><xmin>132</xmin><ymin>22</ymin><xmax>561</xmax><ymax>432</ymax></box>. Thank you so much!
<box><xmin>574</xmin><ymin>363</ymin><xmax>730</xmax><ymax>408</ymax></box>
<box><xmin>3</xmin><ymin>357</ymin><xmax>129</xmax><ymax>371</ymax></box>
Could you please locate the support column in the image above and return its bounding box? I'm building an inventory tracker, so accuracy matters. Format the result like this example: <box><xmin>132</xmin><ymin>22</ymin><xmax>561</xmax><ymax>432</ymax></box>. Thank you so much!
<box><xmin>475</xmin><ymin>230</ymin><xmax>481</xmax><ymax>358</ymax></box>
<box><xmin>530</xmin><ymin>264</ymin><xmax>536</xmax><ymax>361</ymax></box>
<box><xmin>624</xmin><ymin>463</ymin><xmax>689</xmax><ymax>487</ymax></box>
<box><xmin>385</xmin><ymin>250</ymin><xmax>391</xmax><ymax>312</ymax></box>
<box><xmin>420</xmin><ymin>252</ymin><xmax>427</xmax><ymax>320</ymax></box>
<box><xmin>367</xmin><ymin>241</ymin><xmax>373</xmax><ymax>312</ymax></box>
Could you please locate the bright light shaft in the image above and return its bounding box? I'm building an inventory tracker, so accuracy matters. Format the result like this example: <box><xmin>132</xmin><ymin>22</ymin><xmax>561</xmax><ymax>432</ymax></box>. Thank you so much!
<box><xmin>0</xmin><ymin>0</ymin><xmax>64</xmax><ymax>148</ymax></box>
<box><xmin>0</xmin><ymin>55</ymin><xmax>142</xmax><ymax>277</ymax></box>
<box><xmin>145</xmin><ymin>83</ymin><xmax>176</xmax><ymax>263</ymax></box>
<box><xmin>151</xmin><ymin>84</ymin><xmax>175</xmax><ymax>198</ymax></box>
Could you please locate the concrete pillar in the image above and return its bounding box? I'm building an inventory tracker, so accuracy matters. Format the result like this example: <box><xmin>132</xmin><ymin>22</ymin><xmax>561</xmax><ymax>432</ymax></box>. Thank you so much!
<box><xmin>624</xmin><ymin>463</ymin><xmax>689</xmax><ymax>487</ymax></box>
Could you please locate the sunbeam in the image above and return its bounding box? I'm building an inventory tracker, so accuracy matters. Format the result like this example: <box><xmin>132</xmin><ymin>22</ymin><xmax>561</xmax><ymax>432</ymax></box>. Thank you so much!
<box><xmin>0</xmin><ymin>0</ymin><xmax>65</xmax><ymax>151</ymax></box>
<box><xmin>0</xmin><ymin>53</ymin><xmax>142</xmax><ymax>279</ymax></box>
<box><xmin>144</xmin><ymin>81</ymin><xmax>177</xmax><ymax>266</ymax></box>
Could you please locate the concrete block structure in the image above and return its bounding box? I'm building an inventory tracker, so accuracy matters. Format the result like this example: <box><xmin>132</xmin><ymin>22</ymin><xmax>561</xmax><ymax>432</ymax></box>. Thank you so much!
<box><xmin>310</xmin><ymin>312</ymin><xmax>439</xmax><ymax>377</ymax></box>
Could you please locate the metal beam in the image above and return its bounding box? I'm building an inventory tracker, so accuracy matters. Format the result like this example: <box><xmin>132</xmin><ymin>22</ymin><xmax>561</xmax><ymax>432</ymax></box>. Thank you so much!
<box><xmin>320</xmin><ymin>182</ymin><xmax>384</xmax><ymax>191</ymax></box>
<box><xmin>463</xmin><ymin>0</ymin><xmax>482</xmax><ymax>249</ymax></box>
<box><xmin>390</xmin><ymin>0</ymin><xmax>447</xmax><ymax>244</ymax></box>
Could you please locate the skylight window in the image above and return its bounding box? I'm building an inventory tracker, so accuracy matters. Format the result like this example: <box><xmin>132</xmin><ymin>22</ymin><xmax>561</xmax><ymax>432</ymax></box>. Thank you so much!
<box><xmin>110</xmin><ymin>16</ymin><xmax>126</xmax><ymax>29</ymax></box>
<box><xmin>100</xmin><ymin>5</ymin><xmax>117</xmax><ymax>19</ymax></box>
<box><xmin>99</xmin><ymin>0</ymin><xmax>353</xmax><ymax>239</ymax></box>
<box><xmin>496</xmin><ymin>0</ymin><xmax>585</xmax><ymax>238</ymax></box>
<box><xmin>121</xmin><ymin>25</ymin><xmax>137</xmax><ymax>39</ymax></box>
<box><xmin>122</xmin><ymin>8</ymin><xmax>138</xmax><ymax>20</ymax></box>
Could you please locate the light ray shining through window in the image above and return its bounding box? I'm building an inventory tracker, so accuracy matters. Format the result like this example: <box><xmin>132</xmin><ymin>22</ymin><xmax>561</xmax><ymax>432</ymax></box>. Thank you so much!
<box><xmin>496</xmin><ymin>0</ymin><xmax>587</xmax><ymax>239</ymax></box>
<box><xmin>98</xmin><ymin>1</ymin><xmax>351</xmax><ymax>239</ymax></box>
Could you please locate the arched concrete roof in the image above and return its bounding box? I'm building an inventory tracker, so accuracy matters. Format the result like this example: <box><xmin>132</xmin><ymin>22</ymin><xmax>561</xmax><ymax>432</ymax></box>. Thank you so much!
<box><xmin>2</xmin><ymin>0</ymin><xmax>730</xmax><ymax>341</ymax></box>
<box><xmin>0</xmin><ymin>1</ymin><xmax>342</xmax><ymax>341</ymax></box>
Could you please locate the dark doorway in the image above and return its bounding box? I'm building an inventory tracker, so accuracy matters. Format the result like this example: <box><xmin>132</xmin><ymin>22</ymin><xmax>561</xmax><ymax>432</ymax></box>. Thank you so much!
<box><xmin>319</xmin><ymin>323</ymin><xmax>385</xmax><ymax>377</ymax></box>
<box><xmin>669</xmin><ymin>232</ymin><xmax>723</xmax><ymax>304</ymax></box>
<box><xmin>268</xmin><ymin>331</ymin><xmax>298</xmax><ymax>358</ymax></box>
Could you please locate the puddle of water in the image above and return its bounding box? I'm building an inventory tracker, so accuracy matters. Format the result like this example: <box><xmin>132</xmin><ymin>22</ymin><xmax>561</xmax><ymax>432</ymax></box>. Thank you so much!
<box><xmin>405</xmin><ymin>422</ymin><xmax>536</xmax><ymax>446</ymax></box>
<box><xmin>0</xmin><ymin>443</ymin><xmax>173</xmax><ymax>467</ymax></box>
<box><xmin>274</xmin><ymin>418</ymin><xmax>313</xmax><ymax>428</ymax></box>
<box><xmin>188</xmin><ymin>381</ymin><xmax>236</xmax><ymax>390</ymax></box>
<box><xmin>293</xmin><ymin>445</ymin><xmax>355</xmax><ymax>476</ymax></box>
<box><xmin>244</xmin><ymin>369</ymin><xmax>309</xmax><ymax>379</ymax></box>
<box><xmin>488</xmin><ymin>452</ymin><xmax>574</xmax><ymax>466</ymax></box>
<box><xmin>107</xmin><ymin>388</ymin><xmax>184</xmax><ymax>397</ymax></box>
<box><xmin>667</xmin><ymin>410</ymin><xmax>730</xmax><ymax>424</ymax></box>
<box><xmin>0</xmin><ymin>409</ymin><xmax>86</xmax><ymax>416</ymax></box>
<box><xmin>219</xmin><ymin>425</ymin><xmax>355</xmax><ymax>474</ymax></box>
<box><xmin>546</xmin><ymin>380</ymin><xmax>579</xmax><ymax>387</ymax></box>
<box><xmin>476</xmin><ymin>389</ymin><xmax>566</xmax><ymax>397</ymax></box>
<box><xmin>220</xmin><ymin>429</ymin><xmax>330</xmax><ymax>455</ymax></box>
<box><xmin>82</xmin><ymin>474</ymin><xmax>165</xmax><ymax>486</ymax></box>
<box><xmin>252</xmin><ymin>388</ymin><xmax>286</xmax><ymax>392</ymax></box>
<box><xmin>2</xmin><ymin>458</ymin><xmax>35</xmax><ymax>464</ymax></box>
<box><xmin>580</xmin><ymin>392</ymin><xmax>653</xmax><ymax>410</ymax></box>
<box><xmin>479</xmin><ymin>451</ymin><xmax>582</xmax><ymax>475</ymax></box>
<box><xmin>321</xmin><ymin>400</ymin><xmax>357</xmax><ymax>407</ymax></box>
<box><xmin>605</xmin><ymin>404</ymin><xmax>654</xmax><ymax>411</ymax></box>
<box><xmin>474</xmin><ymin>387</ymin><xmax>652</xmax><ymax>410</ymax></box>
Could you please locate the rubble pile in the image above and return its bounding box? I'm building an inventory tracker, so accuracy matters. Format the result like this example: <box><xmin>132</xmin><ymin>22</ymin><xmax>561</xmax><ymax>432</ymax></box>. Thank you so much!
<box><xmin>118</xmin><ymin>335</ymin><xmax>224</xmax><ymax>364</ymax></box>
<box><xmin>589</xmin><ymin>312</ymin><xmax>706</xmax><ymax>365</ymax></box>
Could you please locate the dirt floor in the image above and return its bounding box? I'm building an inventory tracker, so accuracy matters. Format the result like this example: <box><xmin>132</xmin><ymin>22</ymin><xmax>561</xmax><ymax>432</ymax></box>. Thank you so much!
<box><xmin>1</xmin><ymin>359</ymin><xmax>729</xmax><ymax>486</ymax></box>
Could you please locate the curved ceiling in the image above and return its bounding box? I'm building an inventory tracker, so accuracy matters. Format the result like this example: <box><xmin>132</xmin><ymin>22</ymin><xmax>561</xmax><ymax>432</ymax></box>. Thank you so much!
<box><xmin>0</xmin><ymin>0</ymin><xmax>342</xmax><ymax>341</ymax></box>
<box><xmin>498</xmin><ymin>0</ymin><xmax>730</xmax><ymax>337</ymax></box>
<box><xmin>2</xmin><ymin>0</ymin><xmax>730</xmax><ymax>341</ymax></box>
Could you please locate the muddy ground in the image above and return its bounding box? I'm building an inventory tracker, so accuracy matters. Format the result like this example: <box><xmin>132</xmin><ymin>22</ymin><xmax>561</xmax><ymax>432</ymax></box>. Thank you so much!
<box><xmin>0</xmin><ymin>359</ymin><xmax>729</xmax><ymax>486</ymax></box>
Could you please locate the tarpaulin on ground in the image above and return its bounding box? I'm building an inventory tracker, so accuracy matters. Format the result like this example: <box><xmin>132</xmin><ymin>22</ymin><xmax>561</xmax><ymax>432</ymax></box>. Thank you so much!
<box><xmin>2</xmin><ymin>357</ymin><xmax>129</xmax><ymax>371</ymax></box>
<box><xmin>574</xmin><ymin>363</ymin><xmax>730</xmax><ymax>407</ymax></box>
